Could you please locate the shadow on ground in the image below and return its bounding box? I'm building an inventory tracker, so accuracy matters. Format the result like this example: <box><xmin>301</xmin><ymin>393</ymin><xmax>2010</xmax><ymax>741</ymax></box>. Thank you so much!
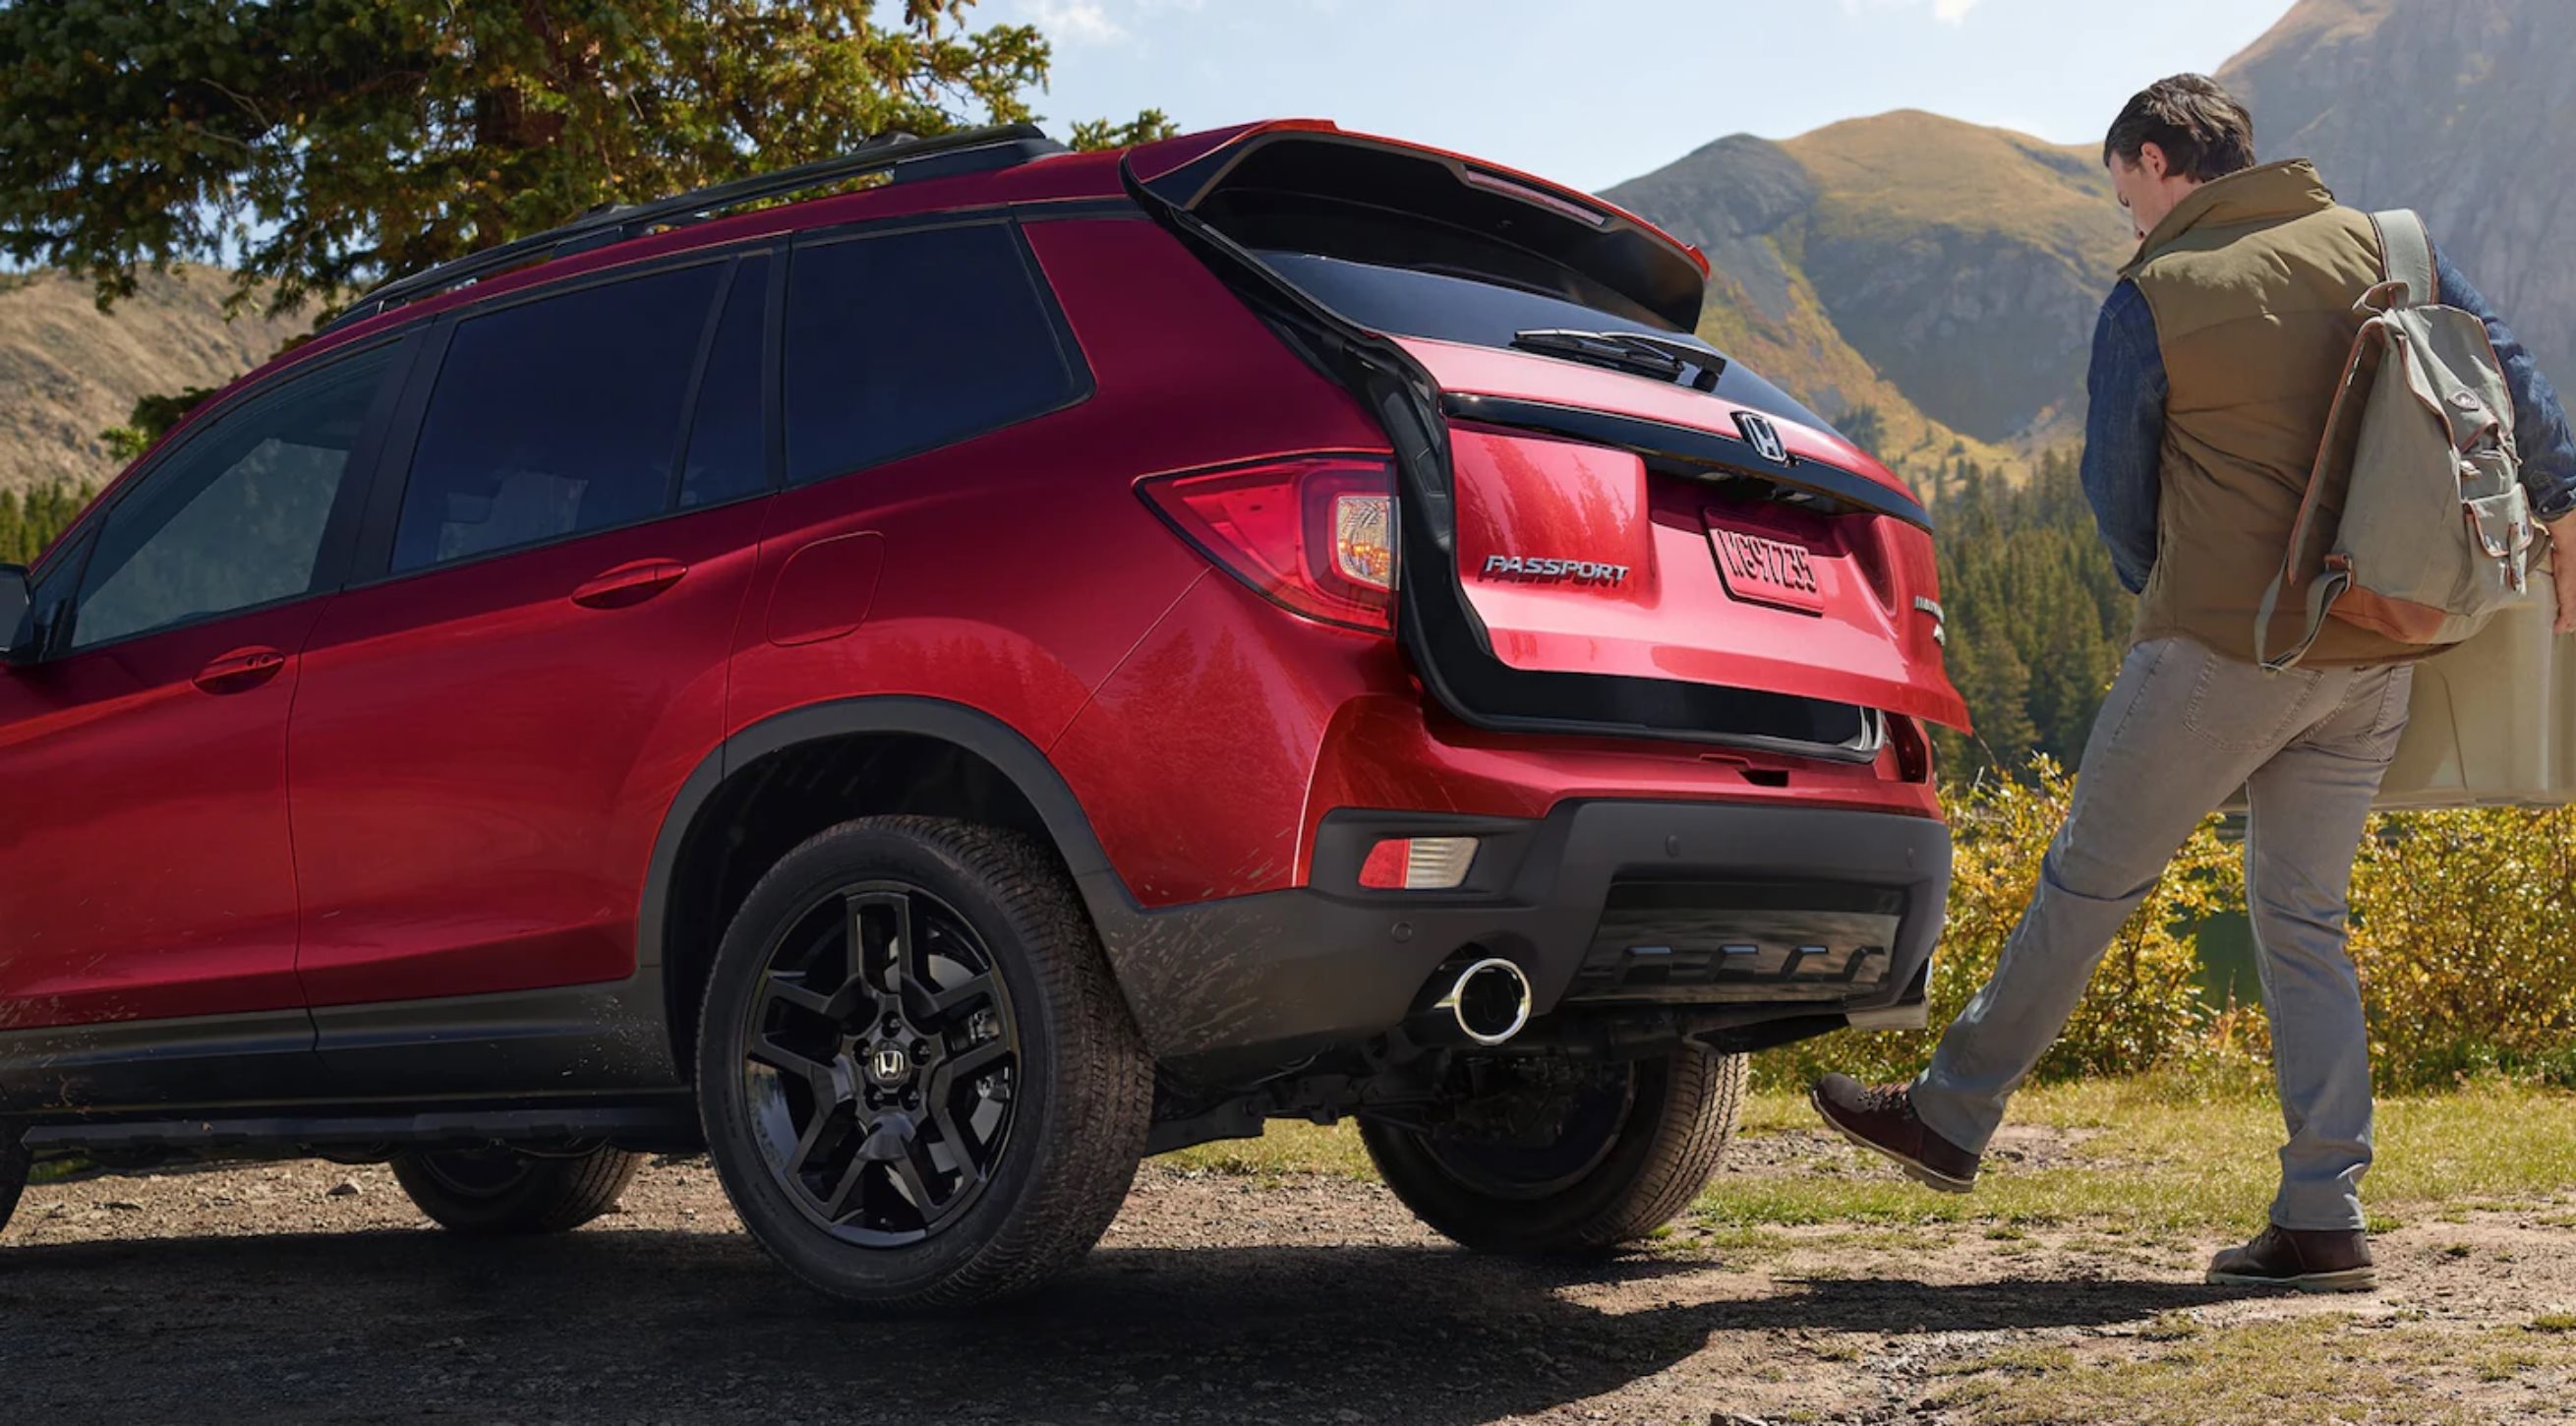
<box><xmin>0</xmin><ymin>1228</ymin><xmax>2264</xmax><ymax>1423</ymax></box>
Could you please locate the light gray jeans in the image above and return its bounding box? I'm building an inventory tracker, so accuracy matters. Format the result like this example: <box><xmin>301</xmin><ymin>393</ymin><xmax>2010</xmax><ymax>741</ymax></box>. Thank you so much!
<box><xmin>1912</xmin><ymin>635</ymin><xmax>2413</xmax><ymax>1230</ymax></box>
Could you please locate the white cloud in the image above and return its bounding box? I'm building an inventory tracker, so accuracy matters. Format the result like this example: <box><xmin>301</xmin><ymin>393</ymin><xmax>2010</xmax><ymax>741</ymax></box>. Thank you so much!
<box><xmin>1025</xmin><ymin>0</ymin><xmax>1126</xmax><ymax>45</ymax></box>
<box><xmin>1842</xmin><ymin>0</ymin><xmax>1988</xmax><ymax>23</ymax></box>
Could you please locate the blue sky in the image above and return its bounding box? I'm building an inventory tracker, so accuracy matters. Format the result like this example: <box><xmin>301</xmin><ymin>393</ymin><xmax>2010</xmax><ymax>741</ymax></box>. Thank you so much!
<box><xmin>1005</xmin><ymin>0</ymin><xmax>2295</xmax><ymax>191</ymax></box>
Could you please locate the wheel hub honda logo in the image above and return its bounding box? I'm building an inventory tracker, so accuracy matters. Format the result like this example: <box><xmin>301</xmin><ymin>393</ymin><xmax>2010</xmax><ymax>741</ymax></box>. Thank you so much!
<box><xmin>869</xmin><ymin>1044</ymin><xmax>911</xmax><ymax>1083</ymax></box>
<box><xmin>1734</xmin><ymin>411</ymin><xmax>1788</xmax><ymax>465</ymax></box>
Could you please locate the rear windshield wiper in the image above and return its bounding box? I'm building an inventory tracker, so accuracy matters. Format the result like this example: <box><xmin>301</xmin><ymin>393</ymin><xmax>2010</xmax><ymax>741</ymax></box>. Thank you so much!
<box><xmin>1508</xmin><ymin>328</ymin><xmax>1727</xmax><ymax>392</ymax></box>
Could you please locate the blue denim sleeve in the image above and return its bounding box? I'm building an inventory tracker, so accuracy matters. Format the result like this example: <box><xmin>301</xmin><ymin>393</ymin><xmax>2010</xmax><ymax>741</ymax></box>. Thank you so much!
<box><xmin>2435</xmin><ymin>250</ymin><xmax>2576</xmax><ymax>520</ymax></box>
<box><xmin>2080</xmin><ymin>280</ymin><xmax>2168</xmax><ymax>595</ymax></box>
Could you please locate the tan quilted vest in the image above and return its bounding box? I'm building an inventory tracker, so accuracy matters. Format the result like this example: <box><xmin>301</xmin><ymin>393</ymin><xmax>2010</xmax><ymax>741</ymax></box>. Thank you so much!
<box><xmin>2124</xmin><ymin>159</ymin><xmax>2417</xmax><ymax>666</ymax></box>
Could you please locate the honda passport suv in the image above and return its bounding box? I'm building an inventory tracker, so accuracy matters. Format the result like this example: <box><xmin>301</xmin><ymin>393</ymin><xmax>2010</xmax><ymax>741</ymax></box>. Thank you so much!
<box><xmin>0</xmin><ymin>121</ymin><xmax>1966</xmax><ymax>1308</ymax></box>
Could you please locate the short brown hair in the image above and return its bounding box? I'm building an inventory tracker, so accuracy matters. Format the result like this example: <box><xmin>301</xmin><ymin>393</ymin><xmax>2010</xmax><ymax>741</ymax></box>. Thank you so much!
<box><xmin>2103</xmin><ymin>75</ymin><xmax>2256</xmax><ymax>181</ymax></box>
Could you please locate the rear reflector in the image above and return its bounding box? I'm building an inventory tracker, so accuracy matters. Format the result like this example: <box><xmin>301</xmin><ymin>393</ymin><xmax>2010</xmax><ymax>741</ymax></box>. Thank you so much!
<box><xmin>1357</xmin><ymin>837</ymin><xmax>1479</xmax><ymax>890</ymax></box>
<box><xmin>1139</xmin><ymin>455</ymin><xmax>1398</xmax><ymax>631</ymax></box>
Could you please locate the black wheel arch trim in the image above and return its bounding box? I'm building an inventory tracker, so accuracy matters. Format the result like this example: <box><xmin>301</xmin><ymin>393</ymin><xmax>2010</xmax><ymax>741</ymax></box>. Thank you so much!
<box><xmin>638</xmin><ymin>695</ymin><xmax>1138</xmax><ymax>1076</ymax></box>
<box><xmin>638</xmin><ymin>695</ymin><xmax>1119</xmax><ymax>972</ymax></box>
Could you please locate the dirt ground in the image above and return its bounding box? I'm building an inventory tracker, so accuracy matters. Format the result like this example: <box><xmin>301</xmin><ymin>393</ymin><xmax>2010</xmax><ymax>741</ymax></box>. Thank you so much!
<box><xmin>4</xmin><ymin>1125</ymin><xmax>2573</xmax><ymax>1425</ymax></box>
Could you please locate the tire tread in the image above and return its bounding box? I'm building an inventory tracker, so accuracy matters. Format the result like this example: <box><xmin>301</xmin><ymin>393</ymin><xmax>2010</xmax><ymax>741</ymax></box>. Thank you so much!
<box><xmin>701</xmin><ymin>816</ymin><xmax>1150</xmax><ymax>1310</ymax></box>
<box><xmin>391</xmin><ymin>1145</ymin><xmax>642</xmax><ymax>1236</ymax></box>
<box><xmin>1364</xmin><ymin>1046</ymin><xmax>1747</xmax><ymax>1254</ymax></box>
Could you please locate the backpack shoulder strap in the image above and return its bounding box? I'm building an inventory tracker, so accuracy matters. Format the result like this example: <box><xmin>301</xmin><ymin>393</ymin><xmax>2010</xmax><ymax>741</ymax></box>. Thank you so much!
<box><xmin>2371</xmin><ymin>208</ymin><xmax>2435</xmax><ymax>308</ymax></box>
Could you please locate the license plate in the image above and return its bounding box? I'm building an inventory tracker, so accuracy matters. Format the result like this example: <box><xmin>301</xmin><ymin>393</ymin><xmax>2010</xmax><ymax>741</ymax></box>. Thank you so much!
<box><xmin>1707</xmin><ymin>518</ymin><xmax>1825</xmax><ymax>614</ymax></box>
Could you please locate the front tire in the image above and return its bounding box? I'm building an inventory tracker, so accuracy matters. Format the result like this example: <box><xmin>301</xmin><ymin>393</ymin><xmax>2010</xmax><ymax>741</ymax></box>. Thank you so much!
<box><xmin>1362</xmin><ymin>1045</ymin><xmax>1746</xmax><ymax>1253</ymax></box>
<box><xmin>697</xmin><ymin>816</ymin><xmax>1151</xmax><ymax>1311</ymax></box>
<box><xmin>0</xmin><ymin>1127</ymin><xmax>28</xmax><ymax>1236</ymax></box>
<box><xmin>390</xmin><ymin>1145</ymin><xmax>642</xmax><ymax>1235</ymax></box>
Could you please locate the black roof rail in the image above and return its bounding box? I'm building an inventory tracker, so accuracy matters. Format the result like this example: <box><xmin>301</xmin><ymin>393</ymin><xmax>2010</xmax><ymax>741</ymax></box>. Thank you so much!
<box><xmin>323</xmin><ymin>123</ymin><xmax>1067</xmax><ymax>333</ymax></box>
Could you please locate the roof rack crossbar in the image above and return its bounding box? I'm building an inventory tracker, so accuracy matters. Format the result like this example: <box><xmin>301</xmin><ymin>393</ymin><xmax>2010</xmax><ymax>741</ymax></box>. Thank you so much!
<box><xmin>325</xmin><ymin>123</ymin><xmax>1061</xmax><ymax>332</ymax></box>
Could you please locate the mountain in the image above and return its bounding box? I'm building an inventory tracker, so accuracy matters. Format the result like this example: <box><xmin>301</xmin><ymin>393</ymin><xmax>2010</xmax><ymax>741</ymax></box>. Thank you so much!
<box><xmin>2218</xmin><ymin>0</ymin><xmax>2576</xmax><ymax>383</ymax></box>
<box><xmin>1604</xmin><ymin>112</ymin><xmax>2133</xmax><ymax>483</ymax></box>
<box><xmin>1605</xmin><ymin>0</ymin><xmax>2570</xmax><ymax>481</ymax></box>
<box><xmin>0</xmin><ymin>267</ymin><xmax>302</xmax><ymax>496</ymax></box>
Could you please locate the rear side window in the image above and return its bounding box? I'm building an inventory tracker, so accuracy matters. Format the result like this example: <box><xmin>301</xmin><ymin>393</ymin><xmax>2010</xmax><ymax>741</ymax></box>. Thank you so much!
<box><xmin>679</xmin><ymin>256</ymin><xmax>770</xmax><ymax>509</ymax></box>
<box><xmin>393</xmin><ymin>264</ymin><xmax>727</xmax><ymax>571</ymax></box>
<box><xmin>784</xmin><ymin>223</ymin><xmax>1081</xmax><ymax>487</ymax></box>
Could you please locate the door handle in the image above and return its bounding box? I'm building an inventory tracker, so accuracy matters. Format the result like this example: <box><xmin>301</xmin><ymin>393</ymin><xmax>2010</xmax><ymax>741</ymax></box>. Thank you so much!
<box><xmin>571</xmin><ymin>559</ymin><xmax>688</xmax><ymax>609</ymax></box>
<box><xmin>193</xmin><ymin>646</ymin><xmax>288</xmax><ymax>692</ymax></box>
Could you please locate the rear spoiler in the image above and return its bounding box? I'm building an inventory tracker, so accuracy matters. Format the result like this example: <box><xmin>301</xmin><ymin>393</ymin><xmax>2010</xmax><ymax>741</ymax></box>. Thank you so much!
<box><xmin>1126</xmin><ymin>121</ymin><xmax>1709</xmax><ymax>332</ymax></box>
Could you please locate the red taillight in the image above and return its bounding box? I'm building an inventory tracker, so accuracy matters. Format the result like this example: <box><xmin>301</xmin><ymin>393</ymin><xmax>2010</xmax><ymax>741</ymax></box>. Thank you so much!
<box><xmin>1888</xmin><ymin>713</ymin><xmax>1933</xmax><ymax>785</ymax></box>
<box><xmin>1138</xmin><ymin>455</ymin><xmax>1396</xmax><ymax>632</ymax></box>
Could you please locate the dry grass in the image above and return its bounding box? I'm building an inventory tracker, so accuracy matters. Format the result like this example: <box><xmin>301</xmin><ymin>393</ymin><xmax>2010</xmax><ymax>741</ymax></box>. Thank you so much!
<box><xmin>0</xmin><ymin>266</ymin><xmax>299</xmax><ymax>495</ymax></box>
<box><xmin>1926</xmin><ymin>1313</ymin><xmax>2569</xmax><ymax>1425</ymax></box>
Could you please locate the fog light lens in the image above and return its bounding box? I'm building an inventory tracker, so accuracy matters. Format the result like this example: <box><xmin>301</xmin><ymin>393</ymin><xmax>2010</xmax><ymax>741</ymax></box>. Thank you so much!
<box><xmin>1356</xmin><ymin>836</ymin><xmax>1479</xmax><ymax>890</ymax></box>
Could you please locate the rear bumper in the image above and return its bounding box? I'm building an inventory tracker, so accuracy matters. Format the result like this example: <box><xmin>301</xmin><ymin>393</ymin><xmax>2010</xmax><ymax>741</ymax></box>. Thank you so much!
<box><xmin>1085</xmin><ymin>798</ymin><xmax>1948</xmax><ymax>1071</ymax></box>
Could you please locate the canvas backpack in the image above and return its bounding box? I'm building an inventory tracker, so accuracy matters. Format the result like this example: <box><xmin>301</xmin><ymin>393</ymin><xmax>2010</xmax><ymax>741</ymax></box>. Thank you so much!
<box><xmin>2254</xmin><ymin>209</ymin><xmax>2535</xmax><ymax>671</ymax></box>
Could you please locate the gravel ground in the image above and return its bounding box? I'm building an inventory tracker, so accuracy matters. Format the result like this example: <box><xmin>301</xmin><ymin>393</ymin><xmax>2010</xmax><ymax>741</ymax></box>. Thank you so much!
<box><xmin>4</xmin><ymin>1132</ymin><xmax>2572</xmax><ymax>1424</ymax></box>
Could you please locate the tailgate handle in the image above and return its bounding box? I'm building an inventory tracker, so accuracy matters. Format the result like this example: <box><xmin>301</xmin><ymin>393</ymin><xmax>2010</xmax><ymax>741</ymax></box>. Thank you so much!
<box><xmin>193</xmin><ymin>646</ymin><xmax>288</xmax><ymax>692</ymax></box>
<box><xmin>572</xmin><ymin>559</ymin><xmax>688</xmax><ymax>609</ymax></box>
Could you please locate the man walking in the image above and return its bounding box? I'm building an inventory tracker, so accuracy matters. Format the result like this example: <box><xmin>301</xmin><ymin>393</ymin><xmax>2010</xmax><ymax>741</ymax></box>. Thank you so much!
<box><xmin>1809</xmin><ymin>75</ymin><xmax>2576</xmax><ymax>1291</ymax></box>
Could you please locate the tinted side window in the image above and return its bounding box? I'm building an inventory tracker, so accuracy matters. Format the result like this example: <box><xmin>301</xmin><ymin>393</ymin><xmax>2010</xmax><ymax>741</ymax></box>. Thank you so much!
<box><xmin>678</xmin><ymin>256</ymin><xmax>770</xmax><ymax>509</ymax></box>
<box><xmin>72</xmin><ymin>346</ymin><xmax>394</xmax><ymax>649</ymax></box>
<box><xmin>393</xmin><ymin>264</ymin><xmax>725</xmax><ymax>571</ymax></box>
<box><xmin>784</xmin><ymin>223</ymin><xmax>1080</xmax><ymax>486</ymax></box>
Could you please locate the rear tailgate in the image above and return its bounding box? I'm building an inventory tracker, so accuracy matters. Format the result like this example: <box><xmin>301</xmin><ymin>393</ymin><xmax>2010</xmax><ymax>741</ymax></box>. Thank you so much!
<box><xmin>1411</xmin><ymin>336</ymin><xmax>1966</xmax><ymax>734</ymax></box>
<box><xmin>1125</xmin><ymin>122</ymin><xmax>1967</xmax><ymax>756</ymax></box>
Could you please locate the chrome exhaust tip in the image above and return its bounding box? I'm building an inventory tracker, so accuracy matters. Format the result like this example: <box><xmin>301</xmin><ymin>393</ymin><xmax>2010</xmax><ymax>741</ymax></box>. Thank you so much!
<box><xmin>1430</xmin><ymin>957</ymin><xmax>1533</xmax><ymax>1047</ymax></box>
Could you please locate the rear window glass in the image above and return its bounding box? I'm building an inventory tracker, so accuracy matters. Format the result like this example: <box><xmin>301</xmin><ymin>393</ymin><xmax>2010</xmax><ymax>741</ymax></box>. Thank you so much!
<box><xmin>784</xmin><ymin>223</ymin><xmax>1082</xmax><ymax>486</ymax></box>
<box><xmin>678</xmin><ymin>256</ymin><xmax>770</xmax><ymax>509</ymax></box>
<box><xmin>1255</xmin><ymin>250</ymin><xmax>1841</xmax><ymax>439</ymax></box>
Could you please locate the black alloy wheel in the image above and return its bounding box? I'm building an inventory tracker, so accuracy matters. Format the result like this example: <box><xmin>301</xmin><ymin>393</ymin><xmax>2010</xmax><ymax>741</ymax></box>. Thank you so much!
<box><xmin>1414</xmin><ymin>1064</ymin><xmax>1638</xmax><ymax>1202</ymax></box>
<box><xmin>738</xmin><ymin>881</ymin><xmax>1021</xmax><ymax>1246</ymax></box>
<box><xmin>390</xmin><ymin>1143</ymin><xmax>643</xmax><ymax>1235</ymax></box>
<box><xmin>0</xmin><ymin>1127</ymin><xmax>27</xmax><ymax>1236</ymax></box>
<box><xmin>1362</xmin><ymin>1045</ymin><xmax>1747</xmax><ymax>1253</ymax></box>
<box><xmin>698</xmin><ymin>816</ymin><xmax>1151</xmax><ymax>1310</ymax></box>
<box><xmin>409</xmin><ymin>1146</ymin><xmax>536</xmax><ymax>1198</ymax></box>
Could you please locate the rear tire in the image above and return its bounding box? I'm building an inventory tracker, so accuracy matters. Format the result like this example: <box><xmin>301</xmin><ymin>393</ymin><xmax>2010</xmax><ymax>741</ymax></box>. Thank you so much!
<box><xmin>696</xmin><ymin>816</ymin><xmax>1152</xmax><ymax>1311</ymax></box>
<box><xmin>1362</xmin><ymin>1045</ymin><xmax>1746</xmax><ymax>1253</ymax></box>
<box><xmin>390</xmin><ymin>1145</ymin><xmax>643</xmax><ymax>1235</ymax></box>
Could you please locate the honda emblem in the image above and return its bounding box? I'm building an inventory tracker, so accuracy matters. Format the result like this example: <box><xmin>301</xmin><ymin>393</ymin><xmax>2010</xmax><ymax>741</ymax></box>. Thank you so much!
<box><xmin>1734</xmin><ymin>411</ymin><xmax>1788</xmax><ymax>465</ymax></box>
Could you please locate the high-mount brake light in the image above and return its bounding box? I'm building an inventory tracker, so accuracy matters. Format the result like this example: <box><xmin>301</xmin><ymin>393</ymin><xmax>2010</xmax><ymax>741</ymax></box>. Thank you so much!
<box><xmin>1139</xmin><ymin>456</ymin><xmax>1397</xmax><ymax>631</ymax></box>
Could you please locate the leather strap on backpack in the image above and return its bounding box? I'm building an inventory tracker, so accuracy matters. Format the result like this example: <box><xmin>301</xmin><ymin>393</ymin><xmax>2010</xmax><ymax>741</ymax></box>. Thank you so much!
<box><xmin>2370</xmin><ymin>208</ymin><xmax>2435</xmax><ymax>309</ymax></box>
<box><xmin>2255</xmin><ymin>210</ymin><xmax>2438</xmax><ymax>671</ymax></box>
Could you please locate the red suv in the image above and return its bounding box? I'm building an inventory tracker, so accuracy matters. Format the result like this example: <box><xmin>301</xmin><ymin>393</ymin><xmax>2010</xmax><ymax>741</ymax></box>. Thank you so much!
<box><xmin>0</xmin><ymin>122</ymin><xmax>1965</xmax><ymax>1307</ymax></box>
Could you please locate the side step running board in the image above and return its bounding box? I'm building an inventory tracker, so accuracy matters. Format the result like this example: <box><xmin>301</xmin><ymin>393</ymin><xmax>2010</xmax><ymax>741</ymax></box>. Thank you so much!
<box><xmin>21</xmin><ymin>1102</ymin><xmax>701</xmax><ymax>1158</ymax></box>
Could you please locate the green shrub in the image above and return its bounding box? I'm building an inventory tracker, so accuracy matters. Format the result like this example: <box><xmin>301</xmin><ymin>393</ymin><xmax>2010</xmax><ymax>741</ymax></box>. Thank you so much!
<box><xmin>1753</xmin><ymin>779</ymin><xmax>2576</xmax><ymax>1095</ymax></box>
<box><xmin>2349</xmin><ymin>806</ymin><xmax>2576</xmax><ymax>1091</ymax></box>
<box><xmin>1754</xmin><ymin>758</ymin><xmax>2231</xmax><ymax>1091</ymax></box>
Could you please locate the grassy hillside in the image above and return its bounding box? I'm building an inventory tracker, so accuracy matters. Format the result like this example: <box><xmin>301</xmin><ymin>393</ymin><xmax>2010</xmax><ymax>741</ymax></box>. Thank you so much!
<box><xmin>1603</xmin><ymin>111</ymin><xmax>2133</xmax><ymax>487</ymax></box>
<box><xmin>0</xmin><ymin>267</ymin><xmax>301</xmax><ymax>496</ymax></box>
<box><xmin>1783</xmin><ymin>114</ymin><xmax>2131</xmax><ymax>448</ymax></box>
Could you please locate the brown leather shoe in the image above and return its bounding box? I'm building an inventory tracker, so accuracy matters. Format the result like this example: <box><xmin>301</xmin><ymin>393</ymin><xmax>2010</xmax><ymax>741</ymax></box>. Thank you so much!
<box><xmin>1808</xmin><ymin>1073</ymin><xmax>1978</xmax><ymax>1192</ymax></box>
<box><xmin>2206</xmin><ymin>1224</ymin><xmax>2376</xmax><ymax>1292</ymax></box>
